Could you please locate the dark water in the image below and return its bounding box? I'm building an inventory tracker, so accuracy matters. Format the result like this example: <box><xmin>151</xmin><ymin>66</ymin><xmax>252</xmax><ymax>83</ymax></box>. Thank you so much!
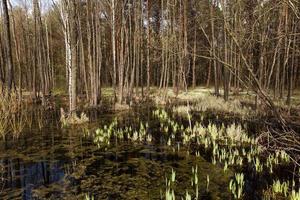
<box><xmin>0</xmin><ymin>107</ymin><xmax>233</xmax><ymax>200</ymax></box>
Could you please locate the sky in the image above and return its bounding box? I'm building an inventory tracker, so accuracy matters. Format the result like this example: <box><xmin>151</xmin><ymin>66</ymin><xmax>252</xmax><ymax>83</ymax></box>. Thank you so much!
<box><xmin>10</xmin><ymin>0</ymin><xmax>54</xmax><ymax>12</ymax></box>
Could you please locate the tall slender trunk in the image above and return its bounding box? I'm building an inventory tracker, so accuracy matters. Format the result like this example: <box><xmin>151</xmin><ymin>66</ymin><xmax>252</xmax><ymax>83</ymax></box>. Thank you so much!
<box><xmin>111</xmin><ymin>0</ymin><xmax>117</xmax><ymax>102</ymax></box>
<box><xmin>146</xmin><ymin>0</ymin><xmax>151</xmax><ymax>94</ymax></box>
<box><xmin>3</xmin><ymin>0</ymin><xmax>14</xmax><ymax>92</ymax></box>
<box><xmin>10</xmin><ymin>6</ymin><xmax>22</xmax><ymax>102</ymax></box>
<box><xmin>118</xmin><ymin>8</ymin><xmax>125</xmax><ymax>104</ymax></box>
<box><xmin>192</xmin><ymin>28</ymin><xmax>197</xmax><ymax>88</ymax></box>
<box><xmin>210</xmin><ymin>0</ymin><xmax>219</xmax><ymax>95</ymax></box>
<box><xmin>69</xmin><ymin>0</ymin><xmax>78</xmax><ymax>112</ymax></box>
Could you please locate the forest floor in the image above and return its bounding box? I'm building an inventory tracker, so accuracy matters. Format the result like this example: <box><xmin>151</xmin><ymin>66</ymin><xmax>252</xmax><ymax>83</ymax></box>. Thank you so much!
<box><xmin>19</xmin><ymin>87</ymin><xmax>300</xmax><ymax>119</ymax></box>
<box><xmin>98</xmin><ymin>86</ymin><xmax>300</xmax><ymax>106</ymax></box>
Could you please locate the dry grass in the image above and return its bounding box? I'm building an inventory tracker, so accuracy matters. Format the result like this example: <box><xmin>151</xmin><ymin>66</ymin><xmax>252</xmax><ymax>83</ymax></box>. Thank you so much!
<box><xmin>60</xmin><ymin>108</ymin><xmax>89</xmax><ymax>127</ymax></box>
<box><xmin>0</xmin><ymin>86</ymin><xmax>25</xmax><ymax>139</ymax></box>
<box><xmin>171</xmin><ymin>88</ymin><xmax>252</xmax><ymax>117</ymax></box>
<box><xmin>192</xmin><ymin>95</ymin><xmax>250</xmax><ymax>116</ymax></box>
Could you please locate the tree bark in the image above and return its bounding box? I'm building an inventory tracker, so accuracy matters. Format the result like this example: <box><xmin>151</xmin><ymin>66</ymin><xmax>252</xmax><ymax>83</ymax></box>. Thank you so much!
<box><xmin>3</xmin><ymin>0</ymin><xmax>14</xmax><ymax>92</ymax></box>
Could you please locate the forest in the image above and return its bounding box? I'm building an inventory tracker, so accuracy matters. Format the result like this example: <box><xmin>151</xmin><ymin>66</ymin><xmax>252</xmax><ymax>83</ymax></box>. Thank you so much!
<box><xmin>0</xmin><ymin>0</ymin><xmax>300</xmax><ymax>199</ymax></box>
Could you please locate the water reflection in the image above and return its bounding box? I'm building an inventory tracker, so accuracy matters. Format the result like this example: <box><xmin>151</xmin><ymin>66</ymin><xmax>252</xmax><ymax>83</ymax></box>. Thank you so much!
<box><xmin>0</xmin><ymin>159</ymin><xmax>65</xmax><ymax>199</ymax></box>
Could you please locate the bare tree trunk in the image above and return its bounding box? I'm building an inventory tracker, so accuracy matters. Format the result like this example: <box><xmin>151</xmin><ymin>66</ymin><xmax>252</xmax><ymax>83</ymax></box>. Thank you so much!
<box><xmin>210</xmin><ymin>0</ymin><xmax>219</xmax><ymax>95</ymax></box>
<box><xmin>118</xmin><ymin>6</ymin><xmax>125</xmax><ymax>104</ymax></box>
<box><xmin>61</xmin><ymin>2</ymin><xmax>71</xmax><ymax>92</ymax></box>
<box><xmin>77</xmin><ymin>6</ymin><xmax>88</xmax><ymax>100</ymax></box>
<box><xmin>146</xmin><ymin>0</ymin><xmax>151</xmax><ymax>94</ymax></box>
<box><xmin>192</xmin><ymin>27</ymin><xmax>197</xmax><ymax>88</ymax></box>
<box><xmin>222</xmin><ymin>1</ymin><xmax>229</xmax><ymax>101</ymax></box>
<box><xmin>287</xmin><ymin>17</ymin><xmax>297</xmax><ymax>106</ymax></box>
<box><xmin>111</xmin><ymin>0</ymin><xmax>117</xmax><ymax>102</ymax></box>
<box><xmin>10</xmin><ymin>5</ymin><xmax>22</xmax><ymax>102</ymax></box>
<box><xmin>0</xmin><ymin>32</ymin><xmax>5</xmax><ymax>84</ymax></box>
<box><xmin>69</xmin><ymin>0</ymin><xmax>78</xmax><ymax>112</ymax></box>
<box><xmin>3</xmin><ymin>0</ymin><xmax>14</xmax><ymax>92</ymax></box>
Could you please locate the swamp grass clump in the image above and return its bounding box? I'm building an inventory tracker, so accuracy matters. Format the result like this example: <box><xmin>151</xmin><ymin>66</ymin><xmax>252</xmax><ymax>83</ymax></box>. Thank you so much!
<box><xmin>163</xmin><ymin>166</ymin><xmax>213</xmax><ymax>200</ymax></box>
<box><xmin>92</xmin><ymin>119</ymin><xmax>151</xmax><ymax>148</ymax></box>
<box><xmin>290</xmin><ymin>189</ymin><xmax>300</xmax><ymax>200</ymax></box>
<box><xmin>60</xmin><ymin>108</ymin><xmax>89</xmax><ymax>127</ymax></box>
<box><xmin>263</xmin><ymin>179</ymin><xmax>300</xmax><ymax>200</ymax></box>
<box><xmin>272</xmin><ymin>179</ymin><xmax>290</xmax><ymax>197</ymax></box>
<box><xmin>173</xmin><ymin>93</ymin><xmax>251</xmax><ymax>118</ymax></box>
<box><xmin>10</xmin><ymin>113</ymin><xmax>26</xmax><ymax>137</ymax></box>
<box><xmin>226</xmin><ymin>123</ymin><xmax>256</xmax><ymax>144</ymax></box>
<box><xmin>153</xmin><ymin>109</ymin><xmax>169</xmax><ymax>122</ymax></box>
<box><xmin>266</xmin><ymin>150</ymin><xmax>291</xmax><ymax>174</ymax></box>
<box><xmin>164</xmin><ymin>168</ymin><xmax>176</xmax><ymax>200</ymax></box>
<box><xmin>0</xmin><ymin>87</ymin><xmax>27</xmax><ymax>139</ymax></box>
<box><xmin>0</xmin><ymin>88</ymin><xmax>16</xmax><ymax>138</ymax></box>
<box><xmin>85</xmin><ymin>194</ymin><xmax>94</xmax><ymax>200</ymax></box>
<box><xmin>229</xmin><ymin>173</ymin><xmax>245</xmax><ymax>199</ymax></box>
<box><xmin>93</xmin><ymin>119</ymin><xmax>118</xmax><ymax>147</ymax></box>
<box><xmin>0</xmin><ymin>111</ymin><xmax>9</xmax><ymax>139</ymax></box>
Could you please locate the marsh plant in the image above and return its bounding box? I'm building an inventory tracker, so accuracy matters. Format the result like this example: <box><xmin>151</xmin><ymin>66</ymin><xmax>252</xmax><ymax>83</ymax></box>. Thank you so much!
<box><xmin>163</xmin><ymin>167</ymin><xmax>214</xmax><ymax>200</ymax></box>
<box><xmin>290</xmin><ymin>189</ymin><xmax>300</xmax><ymax>200</ymax></box>
<box><xmin>206</xmin><ymin>175</ymin><xmax>210</xmax><ymax>192</ymax></box>
<box><xmin>25</xmin><ymin>110</ymin><xmax>34</xmax><ymax>129</ymax></box>
<box><xmin>85</xmin><ymin>194</ymin><xmax>94</xmax><ymax>200</ymax></box>
<box><xmin>191</xmin><ymin>165</ymin><xmax>199</xmax><ymax>199</ymax></box>
<box><xmin>229</xmin><ymin>173</ymin><xmax>245</xmax><ymax>199</ymax></box>
<box><xmin>0</xmin><ymin>111</ymin><xmax>9</xmax><ymax>139</ymax></box>
<box><xmin>263</xmin><ymin>180</ymin><xmax>300</xmax><ymax>200</ymax></box>
<box><xmin>153</xmin><ymin>109</ymin><xmax>169</xmax><ymax>122</ymax></box>
<box><xmin>165</xmin><ymin>168</ymin><xmax>176</xmax><ymax>200</ymax></box>
<box><xmin>89</xmin><ymin>108</ymin><xmax>298</xmax><ymax>199</ymax></box>
<box><xmin>60</xmin><ymin>108</ymin><xmax>89</xmax><ymax>127</ymax></box>
<box><xmin>164</xmin><ymin>168</ymin><xmax>197</xmax><ymax>200</ymax></box>
<box><xmin>0</xmin><ymin>88</ymin><xmax>15</xmax><ymax>138</ymax></box>
<box><xmin>272</xmin><ymin>179</ymin><xmax>289</xmax><ymax>197</ymax></box>
<box><xmin>36</xmin><ymin>108</ymin><xmax>46</xmax><ymax>130</ymax></box>
<box><xmin>93</xmin><ymin>119</ymin><xmax>152</xmax><ymax>148</ymax></box>
<box><xmin>94</xmin><ymin>119</ymin><xmax>118</xmax><ymax>147</ymax></box>
<box><xmin>266</xmin><ymin>150</ymin><xmax>291</xmax><ymax>174</ymax></box>
<box><xmin>254</xmin><ymin>157</ymin><xmax>263</xmax><ymax>173</ymax></box>
<box><xmin>154</xmin><ymin>108</ymin><xmax>297</xmax><ymax>199</ymax></box>
<box><xmin>226</xmin><ymin>123</ymin><xmax>257</xmax><ymax>144</ymax></box>
<box><xmin>185</xmin><ymin>191</ymin><xmax>192</xmax><ymax>200</ymax></box>
<box><xmin>10</xmin><ymin>112</ymin><xmax>26</xmax><ymax>138</ymax></box>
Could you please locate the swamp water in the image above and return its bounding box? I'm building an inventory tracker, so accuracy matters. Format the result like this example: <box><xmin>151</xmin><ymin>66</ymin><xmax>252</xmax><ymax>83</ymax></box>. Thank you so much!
<box><xmin>0</xmin><ymin>105</ymin><xmax>298</xmax><ymax>200</ymax></box>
